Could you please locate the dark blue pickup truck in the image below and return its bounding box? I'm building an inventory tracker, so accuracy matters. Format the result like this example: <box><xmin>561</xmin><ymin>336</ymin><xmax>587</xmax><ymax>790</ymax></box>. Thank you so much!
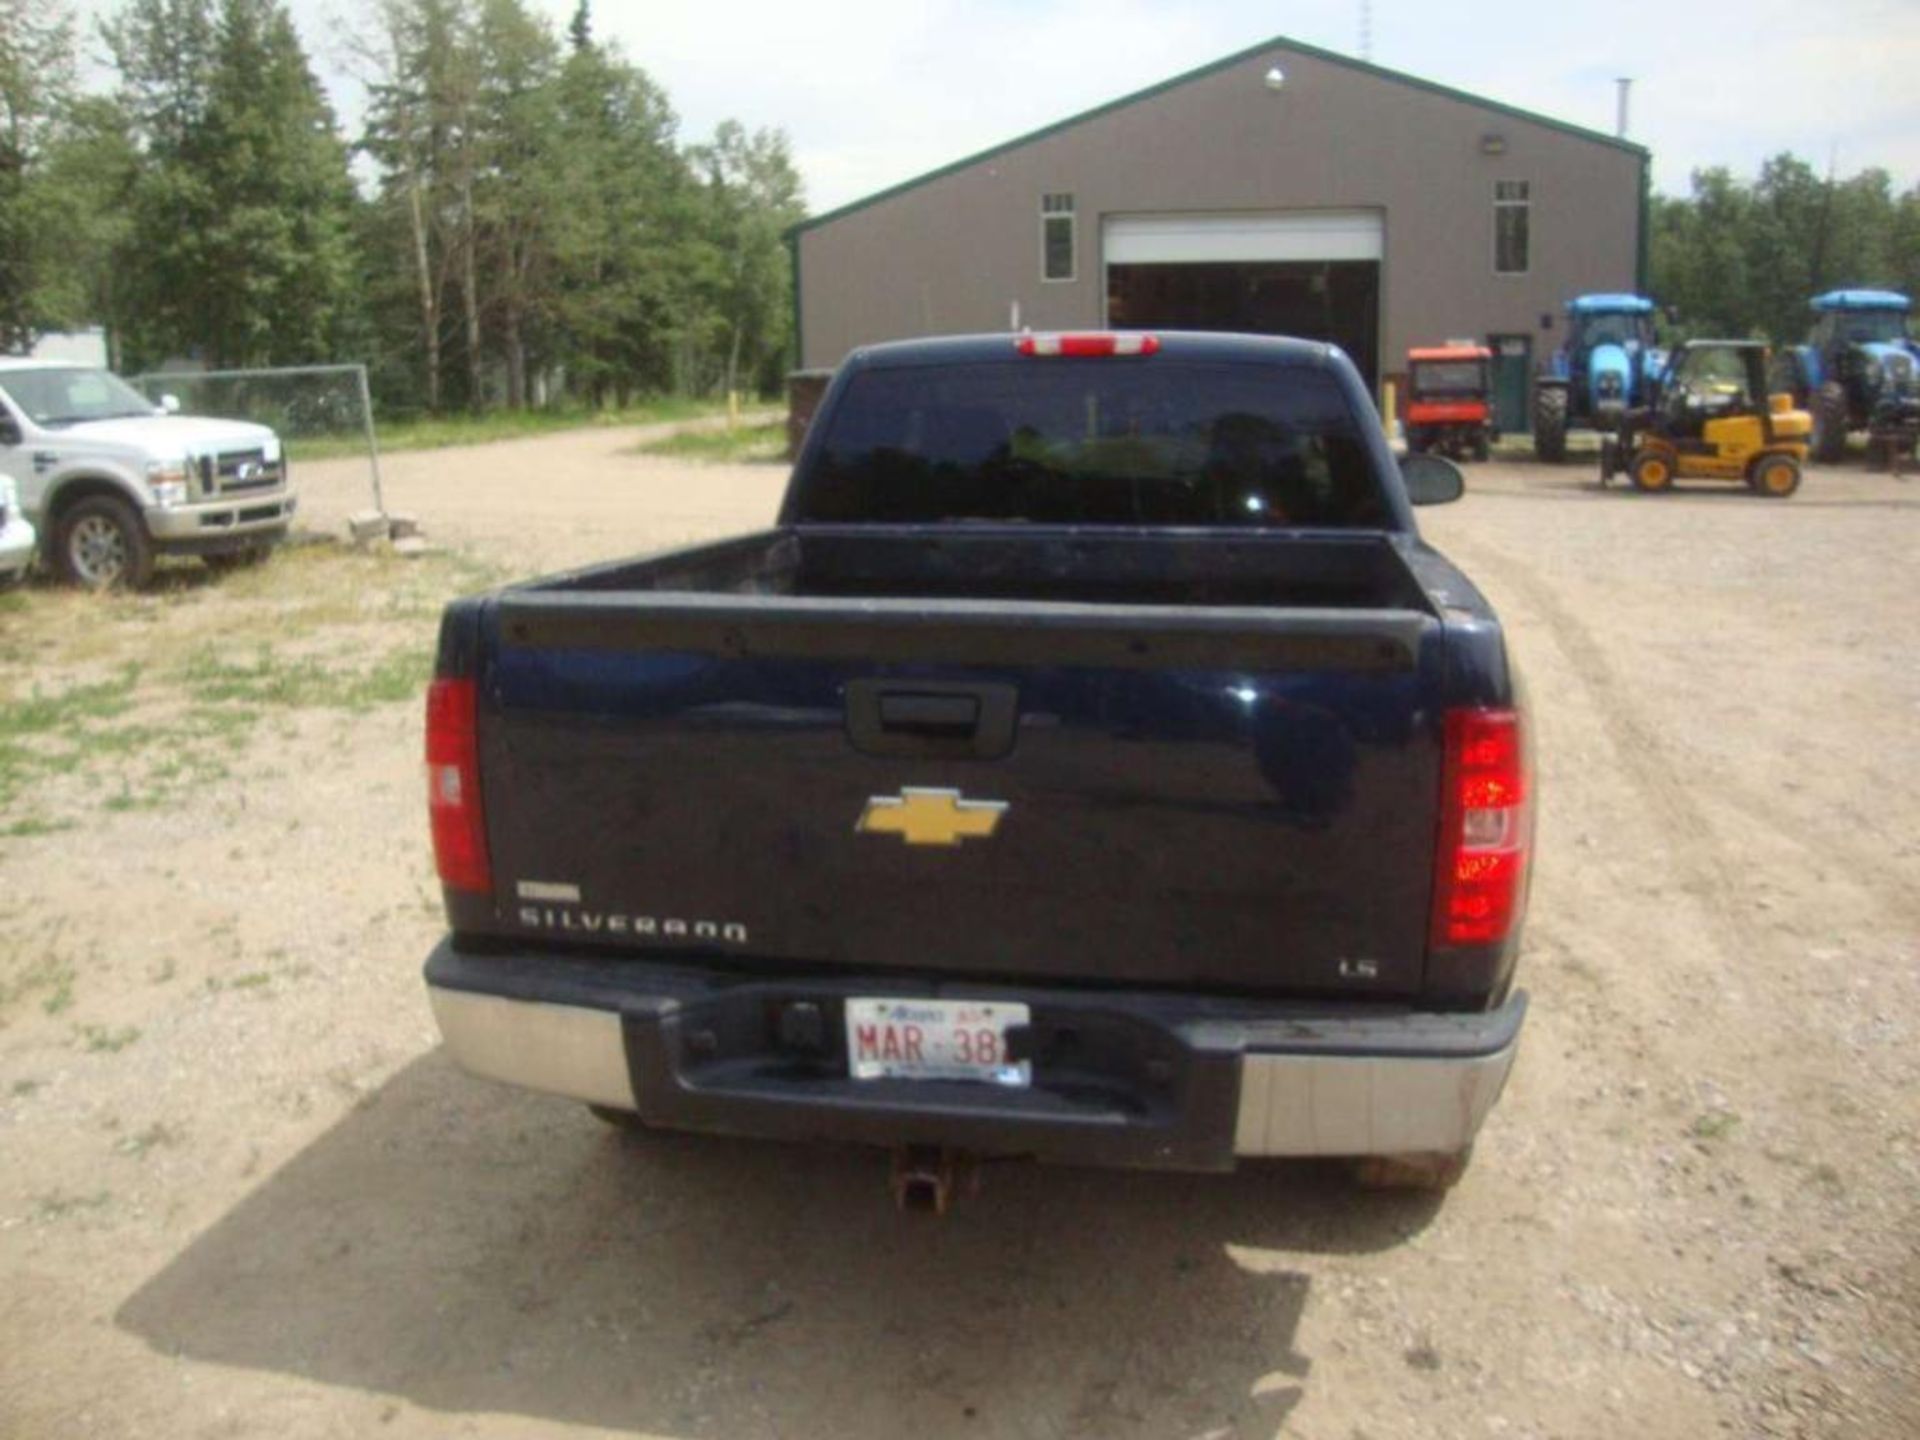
<box><xmin>422</xmin><ymin>332</ymin><xmax>1532</xmax><ymax>1199</ymax></box>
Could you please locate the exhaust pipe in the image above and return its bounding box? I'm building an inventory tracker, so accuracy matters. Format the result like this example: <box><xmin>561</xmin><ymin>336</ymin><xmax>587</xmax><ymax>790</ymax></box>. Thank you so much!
<box><xmin>890</xmin><ymin>1145</ymin><xmax>973</xmax><ymax>1214</ymax></box>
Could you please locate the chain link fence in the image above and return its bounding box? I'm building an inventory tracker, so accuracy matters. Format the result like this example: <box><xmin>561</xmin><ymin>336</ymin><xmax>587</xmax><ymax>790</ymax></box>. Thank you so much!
<box><xmin>130</xmin><ymin>363</ymin><xmax>386</xmax><ymax>513</ymax></box>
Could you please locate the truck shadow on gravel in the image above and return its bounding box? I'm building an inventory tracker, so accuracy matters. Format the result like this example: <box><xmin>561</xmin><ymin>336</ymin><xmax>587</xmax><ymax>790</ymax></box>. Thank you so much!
<box><xmin>118</xmin><ymin>1050</ymin><xmax>1441</xmax><ymax>1438</ymax></box>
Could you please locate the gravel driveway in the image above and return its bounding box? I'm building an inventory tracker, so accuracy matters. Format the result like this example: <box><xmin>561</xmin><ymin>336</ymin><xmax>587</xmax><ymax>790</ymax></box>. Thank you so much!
<box><xmin>0</xmin><ymin>432</ymin><xmax>1914</xmax><ymax>1440</ymax></box>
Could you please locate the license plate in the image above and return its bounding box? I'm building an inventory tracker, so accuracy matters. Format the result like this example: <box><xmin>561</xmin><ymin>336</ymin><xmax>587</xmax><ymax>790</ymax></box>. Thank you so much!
<box><xmin>845</xmin><ymin>998</ymin><xmax>1031</xmax><ymax>1087</ymax></box>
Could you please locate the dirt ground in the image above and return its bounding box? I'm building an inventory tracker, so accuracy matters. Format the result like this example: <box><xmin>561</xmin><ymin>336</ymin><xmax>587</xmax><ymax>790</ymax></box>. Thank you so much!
<box><xmin>1</xmin><ymin>422</ymin><xmax>1915</xmax><ymax>1440</ymax></box>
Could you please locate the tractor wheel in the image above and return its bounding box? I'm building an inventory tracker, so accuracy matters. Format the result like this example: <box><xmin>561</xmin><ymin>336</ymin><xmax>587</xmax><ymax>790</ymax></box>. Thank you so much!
<box><xmin>1532</xmin><ymin>386</ymin><xmax>1568</xmax><ymax>463</ymax></box>
<box><xmin>1405</xmin><ymin>425</ymin><xmax>1428</xmax><ymax>454</ymax></box>
<box><xmin>1810</xmin><ymin>382</ymin><xmax>1848</xmax><ymax>464</ymax></box>
<box><xmin>1748</xmin><ymin>453</ymin><xmax>1801</xmax><ymax>498</ymax></box>
<box><xmin>1630</xmin><ymin>450</ymin><xmax>1676</xmax><ymax>494</ymax></box>
<box><xmin>1472</xmin><ymin>431</ymin><xmax>1491</xmax><ymax>464</ymax></box>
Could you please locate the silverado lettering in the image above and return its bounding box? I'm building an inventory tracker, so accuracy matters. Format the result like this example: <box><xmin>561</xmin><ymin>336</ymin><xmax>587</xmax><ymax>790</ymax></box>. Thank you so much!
<box><xmin>515</xmin><ymin>906</ymin><xmax>748</xmax><ymax>945</ymax></box>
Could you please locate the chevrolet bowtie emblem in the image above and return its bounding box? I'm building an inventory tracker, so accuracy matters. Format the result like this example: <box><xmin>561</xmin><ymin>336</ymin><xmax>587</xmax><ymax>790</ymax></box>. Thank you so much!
<box><xmin>856</xmin><ymin>787</ymin><xmax>1009</xmax><ymax>847</ymax></box>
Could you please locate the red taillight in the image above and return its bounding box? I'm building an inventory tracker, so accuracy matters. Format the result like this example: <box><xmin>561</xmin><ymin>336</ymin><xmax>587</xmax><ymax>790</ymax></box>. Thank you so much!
<box><xmin>1431</xmin><ymin>708</ymin><xmax>1529</xmax><ymax>948</ymax></box>
<box><xmin>1015</xmin><ymin>332</ymin><xmax>1160</xmax><ymax>357</ymax></box>
<box><xmin>425</xmin><ymin>677</ymin><xmax>491</xmax><ymax>894</ymax></box>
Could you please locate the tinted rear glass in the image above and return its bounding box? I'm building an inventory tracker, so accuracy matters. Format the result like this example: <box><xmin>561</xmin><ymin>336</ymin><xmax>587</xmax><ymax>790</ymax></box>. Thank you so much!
<box><xmin>797</xmin><ymin>359</ymin><xmax>1387</xmax><ymax>528</ymax></box>
<box><xmin>1411</xmin><ymin>361</ymin><xmax>1484</xmax><ymax>395</ymax></box>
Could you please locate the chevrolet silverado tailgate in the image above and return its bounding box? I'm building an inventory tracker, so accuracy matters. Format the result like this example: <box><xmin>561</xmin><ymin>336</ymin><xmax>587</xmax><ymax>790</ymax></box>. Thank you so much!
<box><xmin>470</xmin><ymin>582</ymin><xmax>1446</xmax><ymax>1000</ymax></box>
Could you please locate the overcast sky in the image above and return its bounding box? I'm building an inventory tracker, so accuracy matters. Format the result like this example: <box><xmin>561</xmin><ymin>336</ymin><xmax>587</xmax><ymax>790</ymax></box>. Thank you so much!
<box><xmin>86</xmin><ymin>0</ymin><xmax>1920</xmax><ymax>212</ymax></box>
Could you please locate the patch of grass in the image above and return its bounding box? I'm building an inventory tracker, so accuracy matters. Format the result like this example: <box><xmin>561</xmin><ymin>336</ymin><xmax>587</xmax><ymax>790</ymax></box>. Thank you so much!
<box><xmin>0</xmin><ymin>740</ymin><xmax>33</xmax><ymax>810</ymax></box>
<box><xmin>34</xmin><ymin>1189</ymin><xmax>111</xmax><ymax>1220</ymax></box>
<box><xmin>114</xmin><ymin>1121</ymin><xmax>181</xmax><ymax>1159</ymax></box>
<box><xmin>178</xmin><ymin>644</ymin><xmax>430</xmax><ymax>712</ymax></box>
<box><xmin>230</xmin><ymin>971</ymin><xmax>272</xmax><ymax>990</ymax></box>
<box><xmin>284</xmin><ymin>396</ymin><xmax>730</xmax><ymax>462</ymax></box>
<box><xmin>0</xmin><ymin>817</ymin><xmax>76</xmax><ymax>839</ymax></box>
<box><xmin>632</xmin><ymin>419</ymin><xmax>786</xmax><ymax>463</ymax></box>
<box><xmin>0</xmin><ymin>542</ymin><xmax>482</xmax><ymax>828</ymax></box>
<box><xmin>0</xmin><ymin>666</ymin><xmax>147</xmax><ymax>809</ymax></box>
<box><xmin>10</xmin><ymin>1077</ymin><xmax>42</xmax><ymax>1097</ymax></box>
<box><xmin>42</xmin><ymin>971</ymin><xmax>74</xmax><ymax>1015</ymax></box>
<box><xmin>0</xmin><ymin>665</ymin><xmax>143</xmax><ymax>737</ymax></box>
<box><xmin>102</xmin><ymin>783</ymin><xmax>166</xmax><ymax>813</ymax></box>
<box><xmin>0</xmin><ymin>952</ymin><xmax>76</xmax><ymax>1017</ymax></box>
<box><xmin>1690</xmin><ymin>1109</ymin><xmax>1741</xmax><ymax>1143</ymax></box>
<box><xmin>76</xmin><ymin>1023</ymin><xmax>141</xmax><ymax>1054</ymax></box>
<box><xmin>185</xmin><ymin>704</ymin><xmax>262</xmax><ymax>740</ymax></box>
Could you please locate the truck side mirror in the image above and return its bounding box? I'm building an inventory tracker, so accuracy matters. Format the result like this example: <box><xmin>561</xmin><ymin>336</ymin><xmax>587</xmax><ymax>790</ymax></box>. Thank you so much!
<box><xmin>1401</xmin><ymin>452</ymin><xmax>1465</xmax><ymax>506</ymax></box>
<box><xmin>0</xmin><ymin>414</ymin><xmax>20</xmax><ymax>447</ymax></box>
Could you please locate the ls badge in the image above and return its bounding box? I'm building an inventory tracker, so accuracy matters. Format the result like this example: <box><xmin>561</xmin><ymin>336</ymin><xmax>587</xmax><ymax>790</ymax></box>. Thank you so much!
<box><xmin>857</xmin><ymin>787</ymin><xmax>1008</xmax><ymax>847</ymax></box>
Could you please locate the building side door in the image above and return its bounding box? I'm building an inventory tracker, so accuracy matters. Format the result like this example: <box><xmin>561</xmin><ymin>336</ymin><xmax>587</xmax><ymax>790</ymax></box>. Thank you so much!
<box><xmin>1488</xmin><ymin>334</ymin><xmax>1532</xmax><ymax>434</ymax></box>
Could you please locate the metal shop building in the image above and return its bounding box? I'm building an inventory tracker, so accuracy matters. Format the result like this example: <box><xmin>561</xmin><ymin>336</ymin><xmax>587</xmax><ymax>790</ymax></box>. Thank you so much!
<box><xmin>788</xmin><ymin>34</ymin><xmax>1649</xmax><ymax>434</ymax></box>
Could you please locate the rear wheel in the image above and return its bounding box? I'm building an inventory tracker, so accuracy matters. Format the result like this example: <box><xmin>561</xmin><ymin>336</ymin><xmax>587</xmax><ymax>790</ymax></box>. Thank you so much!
<box><xmin>1630</xmin><ymin>449</ymin><xmax>1676</xmax><ymax>493</ymax></box>
<box><xmin>1532</xmin><ymin>386</ymin><xmax>1568</xmax><ymax>463</ymax></box>
<box><xmin>1472</xmin><ymin>430</ymin><xmax>1491</xmax><ymax>463</ymax></box>
<box><xmin>55</xmin><ymin>494</ymin><xmax>154</xmax><ymax>591</ymax></box>
<box><xmin>1405</xmin><ymin>425</ymin><xmax>1429</xmax><ymax>454</ymax></box>
<box><xmin>1749</xmin><ymin>453</ymin><xmax>1801</xmax><ymax>498</ymax></box>
<box><xmin>1811</xmin><ymin>382</ymin><xmax>1848</xmax><ymax>464</ymax></box>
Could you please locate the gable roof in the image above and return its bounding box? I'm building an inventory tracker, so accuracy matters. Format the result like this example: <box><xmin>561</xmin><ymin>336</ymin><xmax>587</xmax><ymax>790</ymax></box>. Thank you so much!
<box><xmin>790</xmin><ymin>31</ymin><xmax>1648</xmax><ymax>238</ymax></box>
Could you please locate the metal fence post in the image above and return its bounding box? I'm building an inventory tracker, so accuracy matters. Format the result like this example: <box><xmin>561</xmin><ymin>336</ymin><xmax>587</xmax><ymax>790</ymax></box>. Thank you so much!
<box><xmin>356</xmin><ymin>364</ymin><xmax>387</xmax><ymax>515</ymax></box>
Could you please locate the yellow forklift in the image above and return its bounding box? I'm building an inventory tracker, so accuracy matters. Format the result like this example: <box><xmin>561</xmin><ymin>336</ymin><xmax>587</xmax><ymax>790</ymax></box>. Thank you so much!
<box><xmin>1599</xmin><ymin>340</ymin><xmax>1812</xmax><ymax>497</ymax></box>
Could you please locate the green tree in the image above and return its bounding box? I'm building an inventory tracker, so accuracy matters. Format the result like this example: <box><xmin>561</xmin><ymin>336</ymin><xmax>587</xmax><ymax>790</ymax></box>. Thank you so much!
<box><xmin>0</xmin><ymin>0</ymin><xmax>80</xmax><ymax>349</ymax></box>
<box><xmin>472</xmin><ymin>0</ymin><xmax>561</xmax><ymax>407</ymax></box>
<box><xmin>27</xmin><ymin>96</ymin><xmax>142</xmax><ymax>362</ymax></box>
<box><xmin>358</xmin><ymin>0</ymin><xmax>483</xmax><ymax>410</ymax></box>
<box><xmin>686</xmin><ymin>120</ymin><xmax>806</xmax><ymax>396</ymax></box>
<box><xmin>546</xmin><ymin>12</ymin><xmax>696</xmax><ymax>403</ymax></box>
<box><xmin>105</xmin><ymin>0</ymin><xmax>361</xmax><ymax>368</ymax></box>
<box><xmin>1650</xmin><ymin>168</ymin><xmax>1753</xmax><ymax>338</ymax></box>
<box><xmin>1892</xmin><ymin>184</ymin><xmax>1920</xmax><ymax>303</ymax></box>
<box><xmin>1651</xmin><ymin>153</ymin><xmax>1920</xmax><ymax>345</ymax></box>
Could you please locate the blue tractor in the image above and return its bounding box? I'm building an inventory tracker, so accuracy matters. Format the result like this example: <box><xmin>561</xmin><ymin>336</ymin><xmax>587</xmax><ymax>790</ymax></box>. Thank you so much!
<box><xmin>1769</xmin><ymin>290</ymin><xmax>1920</xmax><ymax>468</ymax></box>
<box><xmin>1532</xmin><ymin>294</ymin><xmax>1665</xmax><ymax>462</ymax></box>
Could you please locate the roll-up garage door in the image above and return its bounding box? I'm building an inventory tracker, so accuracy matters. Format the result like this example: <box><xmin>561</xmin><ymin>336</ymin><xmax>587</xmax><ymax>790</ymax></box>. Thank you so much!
<box><xmin>1103</xmin><ymin>210</ymin><xmax>1383</xmax><ymax>265</ymax></box>
<box><xmin>1104</xmin><ymin>210</ymin><xmax>1383</xmax><ymax>387</ymax></box>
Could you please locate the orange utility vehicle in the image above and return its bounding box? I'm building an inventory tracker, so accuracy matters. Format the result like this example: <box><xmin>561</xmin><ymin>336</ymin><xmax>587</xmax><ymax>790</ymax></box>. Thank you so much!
<box><xmin>1404</xmin><ymin>345</ymin><xmax>1496</xmax><ymax>462</ymax></box>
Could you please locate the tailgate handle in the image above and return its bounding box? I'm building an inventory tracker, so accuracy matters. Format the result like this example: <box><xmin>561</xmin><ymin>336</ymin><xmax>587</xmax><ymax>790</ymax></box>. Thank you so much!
<box><xmin>878</xmin><ymin>692</ymin><xmax>981</xmax><ymax>736</ymax></box>
<box><xmin>846</xmin><ymin>680</ymin><xmax>1018</xmax><ymax>760</ymax></box>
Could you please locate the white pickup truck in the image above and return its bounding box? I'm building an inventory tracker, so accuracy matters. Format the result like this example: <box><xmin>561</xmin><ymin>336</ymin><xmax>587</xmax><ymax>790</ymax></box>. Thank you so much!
<box><xmin>0</xmin><ymin>359</ymin><xmax>296</xmax><ymax>589</ymax></box>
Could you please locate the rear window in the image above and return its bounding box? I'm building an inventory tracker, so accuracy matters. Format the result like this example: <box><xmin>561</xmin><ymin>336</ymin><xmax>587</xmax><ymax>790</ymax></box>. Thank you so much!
<box><xmin>796</xmin><ymin>359</ymin><xmax>1387</xmax><ymax>528</ymax></box>
<box><xmin>1411</xmin><ymin>361</ymin><xmax>1484</xmax><ymax>395</ymax></box>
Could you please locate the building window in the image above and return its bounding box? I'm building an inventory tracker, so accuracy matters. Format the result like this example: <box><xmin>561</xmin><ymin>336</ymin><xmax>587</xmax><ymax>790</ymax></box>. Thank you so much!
<box><xmin>1042</xmin><ymin>193</ymin><xmax>1075</xmax><ymax>282</ymax></box>
<box><xmin>1494</xmin><ymin>180</ymin><xmax>1530</xmax><ymax>275</ymax></box>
